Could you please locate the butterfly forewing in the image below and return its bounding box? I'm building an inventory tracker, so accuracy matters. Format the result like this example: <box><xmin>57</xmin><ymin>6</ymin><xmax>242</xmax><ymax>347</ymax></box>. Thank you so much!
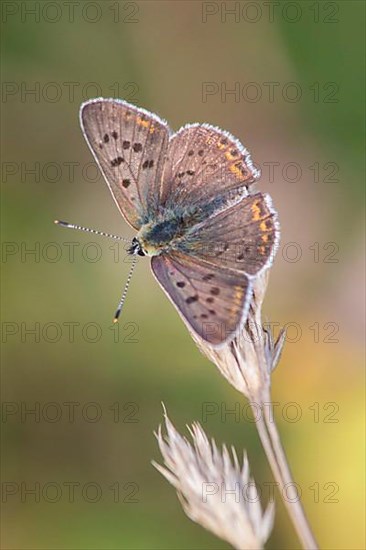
<box><xmin>80</xmin><ymin>99</ymin><xmax>170</xmax><ymax>229</ymax></box>
<box><xmin>151</xmin><ymin>251</ymin><xmax>252</xmax><ymax>346</ymax></box>
<box><xmin>181</xmin><ymin>192</ymin><xmax>279</xmax><ymax>276</ymax></box>
<box><xmin>161</xmin><ymin>124</ymin><xmax>260</xmax><ymax>209</ymax></box>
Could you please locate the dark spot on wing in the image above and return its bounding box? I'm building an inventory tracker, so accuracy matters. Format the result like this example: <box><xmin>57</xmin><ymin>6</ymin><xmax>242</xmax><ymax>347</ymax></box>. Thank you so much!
<box><xmin>210</xmin><ymin>287</ymin><xmax>220</xmax><ymax>296</ymax></box>
<box><xmin>230</xmin><ymin>149</ymin><xmax>238</xmax><ymax>157</ymax></box>
<box><xmin>112</xmin><ymin>131</ymin><xmax>118</xmax><ymax>140</ymax></box>
<box><xmin>206</xmin><ymin>297</ymin><xmax>214</xmax><ymax>304</ymax></box>
<box><xmin>202</xmin><ymin>273</ymin><xmax>215</xmax><ymax>281</ymax></box>
<box><xmin>177</xmin><ymin>281</ymin><xmax>185</xmax><ymax>288</ymax></box>
<box><xmin>198</xmin><ymin>149</ymin><xmax>204</xmax><ymax>156</ymax></box>
<box><xmin>188</xmin><ymin>150</ymin><xmax>194</xmax><ymax>156</ymax></box>
<box><xmin>122</xmin><ymin>179</ymin><xmax>131</xmax><ymax>188</ymax></box>
<box><xmin>187</xmin><ymin>170</ymin><xmax>195</xmax><ymax>176</ymax></box>
<box><xmin>201</xmin><ymin>314</ymin><xmax>208</xmax><ymax>319</ymax></box>
<box><xmin>111</xmin><ymin>156</ymin><xmax>124</xmax><ymax>167</ymax></box>
<box><xmin>122</xmin><ymin>140</ymin><xmax>130</xmax><ymax>149</ymax></box>
<box><xmin>133</xmin><ymin>143</ymin><xmax>142</xmax><ymax>152</ymax></box>
<box><xmin>178</xmin><ymin>172</ymin><xmax>185</xmax><ymax>178</ymax></box>
<box><xmin>209</xmin><ymin>310</ymin><xmax>216</xmax><ymax>315</ymax></box>
<box><xmin>103</xmin><ymin>134</ymin><xmax>109</xmax><ymax>143</ymax></box>
<box><xmin>186</xmin><ymin>295</ymin><xmax>198</xmax><ymax>304</ymax></box>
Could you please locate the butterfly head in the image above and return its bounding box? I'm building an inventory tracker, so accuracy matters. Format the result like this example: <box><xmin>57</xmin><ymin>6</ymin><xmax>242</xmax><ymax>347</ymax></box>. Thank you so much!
<box><xmin>127</xmin><ymin>237</ymin><xmax>146</xmax><ymax>257</ymax></box>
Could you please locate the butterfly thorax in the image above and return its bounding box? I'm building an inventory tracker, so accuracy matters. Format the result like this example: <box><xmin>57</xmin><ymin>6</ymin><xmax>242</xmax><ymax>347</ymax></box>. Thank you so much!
<box><xmin>134</xmin><ymin>206</ymin><xmax>204</xmax><ymax>256</ymax></box>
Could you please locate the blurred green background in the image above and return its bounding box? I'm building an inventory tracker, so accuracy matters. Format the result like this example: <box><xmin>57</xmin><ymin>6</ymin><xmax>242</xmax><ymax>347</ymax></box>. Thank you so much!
<box><xmin>1</xmin><ymin>1</ymin><xmax>365</xmax><ymax>548</ymax></box>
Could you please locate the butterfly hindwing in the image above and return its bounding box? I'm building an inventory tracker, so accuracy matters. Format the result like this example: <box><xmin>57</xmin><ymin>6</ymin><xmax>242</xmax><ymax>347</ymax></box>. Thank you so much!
<box><xmin>160</xmin><ymin>124</ymin><xmax>260</xmax><ymax>209</ymax></box>
<box><xmin>151</xmin><ymin>251</ymin><xmax>252</xmax><ymax>346</ymax></box>
<box><xmin>181</xmin><ymin>192</ymin><xmax>279</xmax><ymax>276</ymax></box>
<box><xmin>80</xmin><ymin>99</ymin><xmax>170</xmax><ymax>229</ymax></box>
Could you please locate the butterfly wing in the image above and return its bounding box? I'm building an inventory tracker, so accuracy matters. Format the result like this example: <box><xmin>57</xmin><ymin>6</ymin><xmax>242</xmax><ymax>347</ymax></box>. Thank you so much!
<box><xmin>181</xmin><ymin>192</ymin><xmax>279</xmax><ymax>276</ymax></box>
<box><xmin>151</xmin><ymin>251</ymin><xmax>252</xmax><ymax>346</ymax></box>
<box><xmin>160</xmin><ymin>123</ymin><xmax>260</xmax><ymax>209</ymax></box>
<box><xmin>80</xmin><ymin>98</ymin><xmax>170</xmax><ymax>229</ymax></box>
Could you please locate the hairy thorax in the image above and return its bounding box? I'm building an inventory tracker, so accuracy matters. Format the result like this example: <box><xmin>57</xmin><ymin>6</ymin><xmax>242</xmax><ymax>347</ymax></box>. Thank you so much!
<box><xmin>135</xmin><ymin>192</ymin><xmax>238</xmax><ymax>256</ymax></box>
<box><xmin>136</xmin><ymin>206</ymin><xmax>204</xmax><ymax>256</ymax></box>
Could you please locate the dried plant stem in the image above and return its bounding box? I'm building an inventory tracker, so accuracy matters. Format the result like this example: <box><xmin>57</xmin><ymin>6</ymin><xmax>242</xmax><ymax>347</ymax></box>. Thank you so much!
<box><xmin>249</xmin><ymin>335</ymin><xmax>318</xmax><ymax>550</ymax></box>
<box><xmin>252</xmin><ymin>395</ymin><xmax>318</xmax><ymax>550</ymax></box>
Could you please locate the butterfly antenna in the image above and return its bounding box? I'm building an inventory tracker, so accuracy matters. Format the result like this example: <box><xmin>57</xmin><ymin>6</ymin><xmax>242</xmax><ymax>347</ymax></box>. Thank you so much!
<box><xmin>113</xmin><ymin>255</ymin><xmax>138</xmax><ymax>323</ymax></box>
<box><xmin>54</xmin><ymin>220</ymin><xmax>130</xmax><ymax>243</ymax></box>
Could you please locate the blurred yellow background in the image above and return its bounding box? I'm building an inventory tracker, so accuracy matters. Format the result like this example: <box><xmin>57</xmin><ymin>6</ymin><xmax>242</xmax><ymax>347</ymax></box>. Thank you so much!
<box><xmin>1</xmin><ymin>1</ymin><xmax>365</xmax><ymax>549</ymax></box>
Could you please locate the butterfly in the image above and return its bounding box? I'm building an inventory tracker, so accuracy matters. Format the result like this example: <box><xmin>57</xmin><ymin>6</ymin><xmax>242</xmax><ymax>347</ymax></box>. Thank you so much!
<box><xmin>64</xmin><ymin>98</ymin><xmax>279</xmax><ymax>347</ymax></box>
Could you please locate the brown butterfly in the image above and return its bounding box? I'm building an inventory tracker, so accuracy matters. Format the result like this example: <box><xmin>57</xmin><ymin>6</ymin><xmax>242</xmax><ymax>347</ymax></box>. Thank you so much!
<box><xmin>57</xmin><ymin>99</ymin><xmax>279</xmax><ymax>347</ymax></box>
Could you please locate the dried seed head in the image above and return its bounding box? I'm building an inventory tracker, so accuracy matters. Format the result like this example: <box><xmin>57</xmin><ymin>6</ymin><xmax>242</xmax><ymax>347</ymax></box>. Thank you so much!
<box><xmin>153</xmin><ymin>408</ymin><xmax>274</xmax><ymax>550</ymax></box>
